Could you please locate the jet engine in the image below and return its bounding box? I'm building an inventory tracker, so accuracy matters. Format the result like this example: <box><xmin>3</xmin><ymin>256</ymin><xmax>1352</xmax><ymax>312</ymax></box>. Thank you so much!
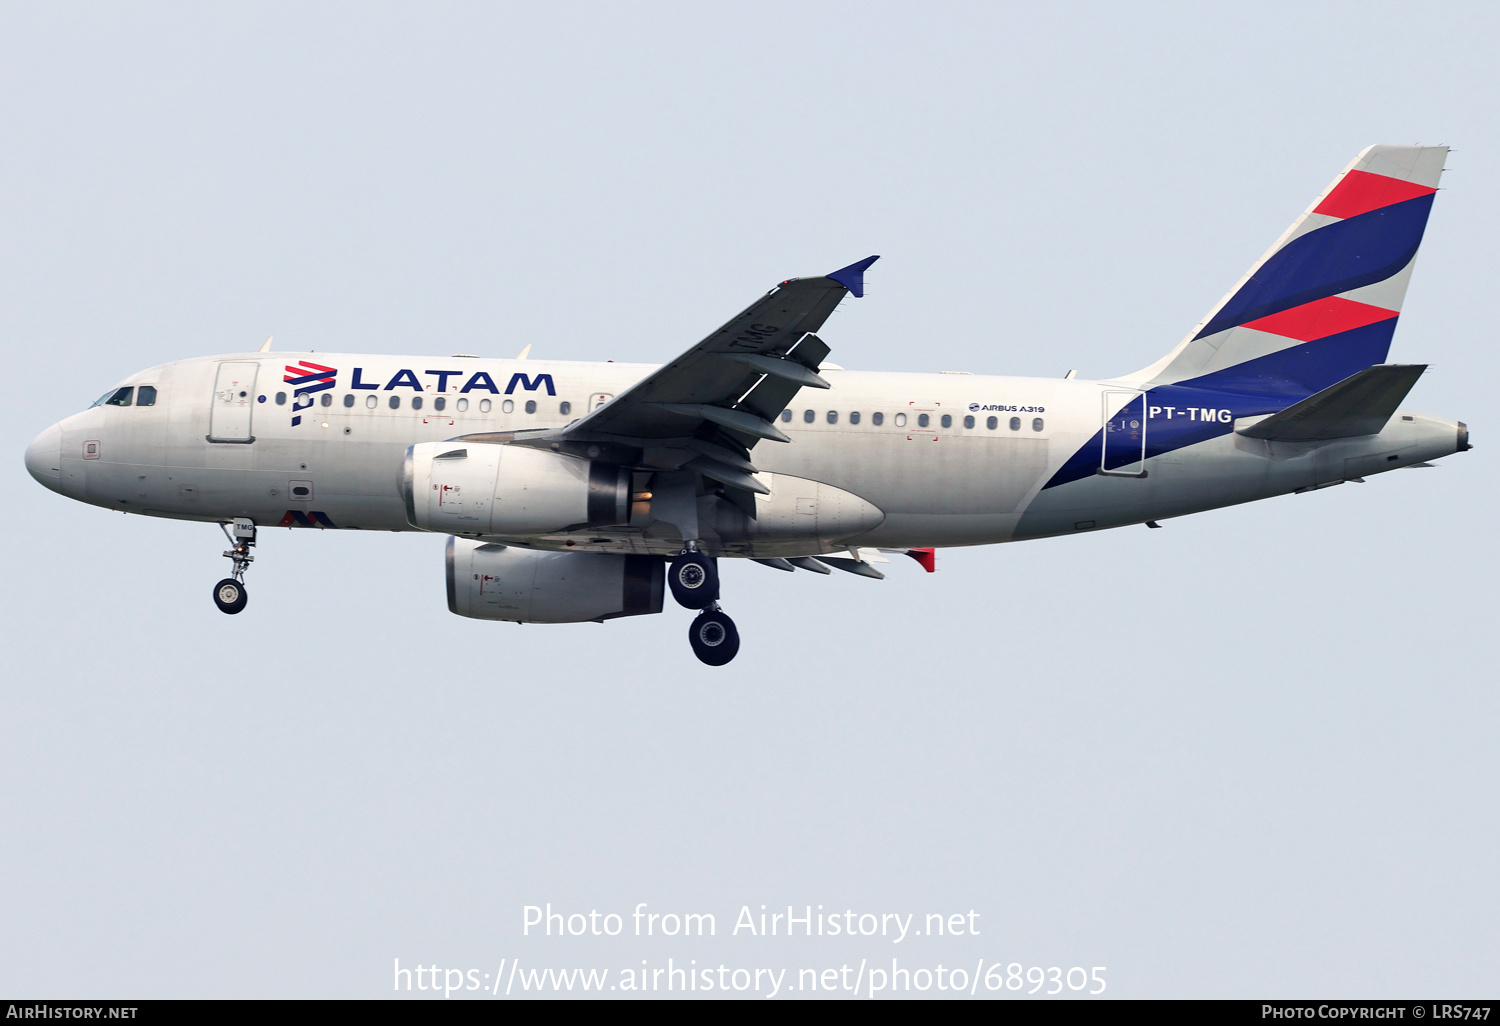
<box><xmin>403</xmin><ymin>441</ymin><xmax>629</xmax><ymax>536</ymax></box>
<box><xmin>446</xmin><ymin>537</ymin><xmax>663</xmax><ymax>623</ymax></box>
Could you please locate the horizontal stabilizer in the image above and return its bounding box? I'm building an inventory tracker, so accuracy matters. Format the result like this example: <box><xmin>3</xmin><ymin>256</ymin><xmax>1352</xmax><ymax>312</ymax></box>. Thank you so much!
<box><xmin>1236</xmin><ymin>364</ymin><xmax>1426</xmax><ymax>441</ymax></box>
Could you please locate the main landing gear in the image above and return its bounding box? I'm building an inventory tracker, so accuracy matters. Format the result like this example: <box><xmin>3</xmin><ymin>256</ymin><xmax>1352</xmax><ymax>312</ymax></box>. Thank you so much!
<box><xmin>213</xmin><ymin>518</ymin><xmax>255</xmax><ymax>615</ymax></box>
<box><xmin>688</xmin><ymin>606</ymin><xmax>739</xmax><ymax>666</ymax></box>
<box><xmin>670</xmin><ymin>546</ymin><xmax>739</xmax><ymax>666</ymax></box>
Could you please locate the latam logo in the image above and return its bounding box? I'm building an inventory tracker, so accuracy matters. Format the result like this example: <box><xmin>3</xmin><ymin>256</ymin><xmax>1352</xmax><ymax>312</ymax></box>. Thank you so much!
<box><xmin>284</xmin><ymin>360</ymin><xmax>338</xmax><ymax>426</ymax></box>
<box><xmin>349</xmin><ymin>368</ymin><xmax>556</xmax><ymax>395</ymax></box>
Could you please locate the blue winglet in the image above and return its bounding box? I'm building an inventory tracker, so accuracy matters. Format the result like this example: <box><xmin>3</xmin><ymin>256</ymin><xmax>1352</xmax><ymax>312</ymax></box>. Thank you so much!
<box><xmin>826</xmin><ymin>255</ymin><xmax>880</xmax><ymax>298</ymax></box>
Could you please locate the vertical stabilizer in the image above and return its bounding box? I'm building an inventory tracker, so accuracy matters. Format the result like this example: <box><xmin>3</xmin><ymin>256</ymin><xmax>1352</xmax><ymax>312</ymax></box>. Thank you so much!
<box><xmin>1128</xmin><ymin>145</ymin><xmax>1447</xmax><ymax>397</ymax></box>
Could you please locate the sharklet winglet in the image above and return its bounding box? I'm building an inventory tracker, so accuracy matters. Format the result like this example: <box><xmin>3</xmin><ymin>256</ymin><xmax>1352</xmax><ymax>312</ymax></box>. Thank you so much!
<box><xmin>826</xmin><ymin>255</ymin><xmax>880</xmax><ymax>298</ymax></box>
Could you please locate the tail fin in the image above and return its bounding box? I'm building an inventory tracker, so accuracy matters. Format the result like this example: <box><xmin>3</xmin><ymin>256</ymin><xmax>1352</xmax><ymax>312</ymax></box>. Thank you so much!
<box><xmin>1129</xmin><ymin>145</ymin><xmax>1447</xmax><ymax>396</ymax></box>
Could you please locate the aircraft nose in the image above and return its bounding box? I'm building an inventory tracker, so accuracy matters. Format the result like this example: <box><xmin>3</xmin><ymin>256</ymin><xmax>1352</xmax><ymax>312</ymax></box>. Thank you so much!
<box><xmin>25</xmin><ymin>422</ymin><xmax>63</xmax><ymax>490</ymax></box>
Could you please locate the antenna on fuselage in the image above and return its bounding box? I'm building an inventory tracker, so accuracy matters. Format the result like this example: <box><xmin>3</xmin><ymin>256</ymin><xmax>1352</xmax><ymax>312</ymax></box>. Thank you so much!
<box><xmin>258</xmin><ymin>337</ymin><xmax>273</xmax><ymax>353</ymax></box>
<box><xmin>515</xmin><ymin>344</ymin><xmax>532</xmax><ymax>360</ymax></box>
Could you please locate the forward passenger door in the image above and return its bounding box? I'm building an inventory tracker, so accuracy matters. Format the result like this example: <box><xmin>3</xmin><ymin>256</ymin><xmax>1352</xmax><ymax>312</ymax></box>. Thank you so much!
<box><xmin>208</xmin><ymin>362</ymin><xmax>259</xmax><ymax>443</ymax></box>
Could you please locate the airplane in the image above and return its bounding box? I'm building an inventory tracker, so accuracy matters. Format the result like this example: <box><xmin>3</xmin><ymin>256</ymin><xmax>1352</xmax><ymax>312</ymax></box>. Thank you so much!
<box><xmin>24</xmin><ymin>144</ymin><xmax>1470</xmax><ymax>665</ymax></box>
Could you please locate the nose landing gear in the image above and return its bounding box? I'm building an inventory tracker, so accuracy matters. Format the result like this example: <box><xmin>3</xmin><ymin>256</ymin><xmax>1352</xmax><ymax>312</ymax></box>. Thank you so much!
<box><xmin>214</xmin><ymin>518</ymin><xmax>255</xmax><ymax>615</ymax></box>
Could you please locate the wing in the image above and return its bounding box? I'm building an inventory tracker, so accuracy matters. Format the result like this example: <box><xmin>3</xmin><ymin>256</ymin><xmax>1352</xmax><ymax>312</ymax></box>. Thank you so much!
<box><xmin>558</xmin><ymin>256</ymin><xmax>876</xmax><ymax>445</ymax></box>
<box><xmin>521</xmin><ymin>255</ymin><xmax>878</xmax><ymax>507</ymax></box>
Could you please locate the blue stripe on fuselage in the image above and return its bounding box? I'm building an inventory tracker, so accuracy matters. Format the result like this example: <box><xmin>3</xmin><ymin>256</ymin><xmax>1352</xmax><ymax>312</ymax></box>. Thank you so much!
<box><xmin>1043</xmin><ymin>319</ymin><xmax>1400</xmax><ymax>489</ymax></box>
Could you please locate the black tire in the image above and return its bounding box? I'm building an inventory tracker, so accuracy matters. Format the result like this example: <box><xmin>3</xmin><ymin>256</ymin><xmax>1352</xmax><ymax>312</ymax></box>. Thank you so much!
<box><xmin>212</xmin><ymin>578</ymin><xmax>248</xmax><ymax>615</ymax></box>
<box><xmin>668</xmin><ymin>552</ymin><xmax>718</xmax><ymax>609</ymax></box>
<box><xmin>688</xmin><ymin>610</ymin><xmax>739</xmax><ymax>666</ymax></box>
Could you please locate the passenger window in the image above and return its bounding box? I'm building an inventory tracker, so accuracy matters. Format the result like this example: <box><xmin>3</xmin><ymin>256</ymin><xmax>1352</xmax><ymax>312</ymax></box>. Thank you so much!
<box><xmin>987</xmin><ymin>416</ymin><xmax>997</xmax><ymax>430</ymax></box>
<box><xmin>389</xmin><ymin>396</ymin><xmax>401</xmax><ymax>409</ymax></box>
<box><xmin>104</xmin><ymin>387</ymin><xmax>133</xmax><ymax>407</ymax></box>
<box><xmin>457</xmin><ymin>397</ymin><xmax>469</xmax><ymax>412</ymax></box>
<box><xmin>274</xmin><ymin>392</ymin><xmax>287</xmax><ymax>406</ymax></box>
<box><xmin>826</xmin><ymin>410</ymin><xmax>838</xmax><ymax>424</ymax></box>
<box><xmin>940</xmin><ymin>414</ymin><xmax>952</xmax><ymax>428</ymax></box>
<box><xmin>560</xmin><ymin>401</ymin><xmax>571</xmax><ymax>415</ymax></box>
<box><xmin>1033</xmin><ymin>417</ymin><xmax>1044</xmax><ymax>431</ymax></box>
<box><xmin>343</xmin><ymin>394</ymin><xmax>355</xmax><ymax>408</ymax></box>
<box><xmin>803</xmin><ymin>409</ymin><xmax>815</xmax><ymax>423</ymax></box>
<box><xmin>872</xmin><ymin>412</ymin><xmax>884</xmax><ymax>426</ymax></box>
<box><xmin>917</xmin><ymin>414</ymin><xmax>929</xmax><ymax>428</ymax></box>
<box><xmin>894</xmin><ymin>412</ymin><xmax>907</xmax><ymax>427</ymax></box>
<box><xmin>500</xmin><ymin>399</ymin><xmax>513</xmax><ymax>414</ymax></box>
<box><xmin>1009</xmin><ymin>416</ymin><xmax>1021</xmax><ymax>430</ymax></box>
<box><xmin>136</xmin><ymin>385</ymin><xmax>158</xmax><ymax>407</ymax></box>
<box><xmin>963</xmin><ymin>415</ymin><xmax>974</xmax><ymax>429</ymax></box>
<box><xmin>412</xmin><ymin>396</ymin><xmax>423</xmax><ymax>410</ymax></box>
<box><xmin>849</xmin><ymin>411</ymin><xmax>861</xmax><ymax>425</ymax></box>
<box><xmin>366</xmin><ymin>395</ymin><xmax>378</xmax><ymax>409</ymax></box>
<box><xmin>781</xmin><ymin>410</ymin><xmax>792</xmax><ymax>422</ymax></box>
<box><xmin>480</xmin><ymin>398</ymin><xmax>493</xmax><ymax>413</ymax></box>
<box><xmin>434</xmin><ymin>397</ymin><xmax>446</xmax><ymax>411</ymax></box>
<box><xmin>525</xmin><ymin>400</ymin><xmax>536</xmax><ymax>414</ymax></box>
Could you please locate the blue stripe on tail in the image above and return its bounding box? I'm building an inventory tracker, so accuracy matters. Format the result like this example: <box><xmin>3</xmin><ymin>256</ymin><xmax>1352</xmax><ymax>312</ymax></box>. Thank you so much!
<box><xmin>1195</xmin><ymin>194</ymin><xmax>1433</xmax><ymax>339</ymax></box>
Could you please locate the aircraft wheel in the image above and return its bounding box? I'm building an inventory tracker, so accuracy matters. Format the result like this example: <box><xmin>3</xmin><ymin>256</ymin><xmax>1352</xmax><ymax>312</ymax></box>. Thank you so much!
<box><xmin>668</xmin><ymin>552</ymin><xmax>718</xmax><ymax>609</ymax></box>
<box><xmin>213</xmin><ymin>578</ymin><xmax>248</xmax><ymax>615</ymax></box>
<box><xmin>688</xmin><ymin>610</ymin><xmax>739</xmax><ymax>666</ymax></box>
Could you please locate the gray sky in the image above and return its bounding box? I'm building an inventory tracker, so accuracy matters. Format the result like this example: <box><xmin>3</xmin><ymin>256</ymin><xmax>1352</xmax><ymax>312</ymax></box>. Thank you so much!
<box><xmin>1</xmin><ymin>1</ymin><xmax>1495</xmax><ymax>999</ymax></box>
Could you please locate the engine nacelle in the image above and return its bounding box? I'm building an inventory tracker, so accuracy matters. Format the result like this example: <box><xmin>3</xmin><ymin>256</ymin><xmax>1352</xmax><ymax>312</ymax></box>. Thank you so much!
<box><xmin>403</xmin><ymin>441</ymin><xmax>629</xmax><ymax>536</ymax></box>
<box><xmin>446</xmin><ymin>538</ymin><xmax>663</xmax><ymax>623</ymax></box>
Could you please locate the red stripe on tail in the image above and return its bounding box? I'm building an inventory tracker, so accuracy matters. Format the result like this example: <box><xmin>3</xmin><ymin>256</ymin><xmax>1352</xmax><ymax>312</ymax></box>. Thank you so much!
<box><xmin>1241</xmin><ymin>296</ymin><xmax>1397</xmax><ymax>343</ymax></box>
<box><xmin>1314</xmin><ymin>169</ymin><xmax>1436</xmax><ymax>220</ymax></box>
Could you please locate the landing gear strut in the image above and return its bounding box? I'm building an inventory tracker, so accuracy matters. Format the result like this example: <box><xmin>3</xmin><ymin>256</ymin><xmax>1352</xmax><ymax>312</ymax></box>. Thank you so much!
<box><xmin>214</xmin><ymin>518</ymin><xmax>255</xmax><ymax>615</ymax></box>
<box><xmin>689</xmin><ymin>605</ymin><xmax>739</xmax><ymax>666</ymax></box>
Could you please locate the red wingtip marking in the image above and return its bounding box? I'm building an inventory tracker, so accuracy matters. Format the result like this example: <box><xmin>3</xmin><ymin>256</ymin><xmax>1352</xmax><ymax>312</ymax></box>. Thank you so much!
<box><xmin>905</xmin><ymin>548</ymin><xmax>936</xmax><ymax>573</ymax></box>
<box><xmin>1314</xmin><ymin>169</ymin><xmax>1436</xmax><ymax>220</ymax></box>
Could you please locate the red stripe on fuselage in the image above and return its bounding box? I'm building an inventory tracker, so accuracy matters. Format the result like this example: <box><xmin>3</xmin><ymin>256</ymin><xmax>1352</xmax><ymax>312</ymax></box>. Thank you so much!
<box><xmin>1313</xmin><ymin>169</ymin><xmax>1437</xmax><ymax>220</ymax></box>
<box><xmin>1241</xmin><ymin>295</ymin><xmax>1398</xmax><ymax>342</ymax></box>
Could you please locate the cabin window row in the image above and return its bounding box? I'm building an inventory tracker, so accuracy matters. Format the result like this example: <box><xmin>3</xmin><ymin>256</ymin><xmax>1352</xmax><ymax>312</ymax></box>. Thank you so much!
<box><xmin>266</xmin><ymin>393</ymin><xmax>574</xmax><ymax>416</ymax></box>
<box><xmin>778</xmin><ymin>409</ymin><xmax>1044</xmax><ymax>432</ymax></box>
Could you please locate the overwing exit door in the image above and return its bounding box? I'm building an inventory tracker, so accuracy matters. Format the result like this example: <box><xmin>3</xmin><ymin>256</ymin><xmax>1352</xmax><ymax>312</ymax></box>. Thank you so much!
<box><xmin>209</xmin><ymin>362</ymin><xmax>259</xmax><ymax>443</ymax></box>
<box><xmin>1100</xmin><ymin>390</ymin><xmax>1147</xmax><ymax>476</ymax></box>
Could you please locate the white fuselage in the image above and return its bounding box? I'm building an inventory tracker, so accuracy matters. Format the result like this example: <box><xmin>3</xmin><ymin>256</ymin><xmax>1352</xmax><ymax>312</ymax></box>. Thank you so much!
<box><xmin>24</xmin><ymin>351</ymin><xmax>1467</xmax><ymax>557</ymax></box>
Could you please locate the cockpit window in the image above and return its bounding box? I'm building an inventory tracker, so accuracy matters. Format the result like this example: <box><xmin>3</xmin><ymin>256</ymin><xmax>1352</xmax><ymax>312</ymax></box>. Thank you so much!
<box><xmin>136</xmin><ymin>385</ymin><xmax>157</xmax><ymax>407</ymax></box>
<box><xmin>102</xmin><ymin>387</ymin><xmax>134</xmax><ymax>407</ymax></box>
